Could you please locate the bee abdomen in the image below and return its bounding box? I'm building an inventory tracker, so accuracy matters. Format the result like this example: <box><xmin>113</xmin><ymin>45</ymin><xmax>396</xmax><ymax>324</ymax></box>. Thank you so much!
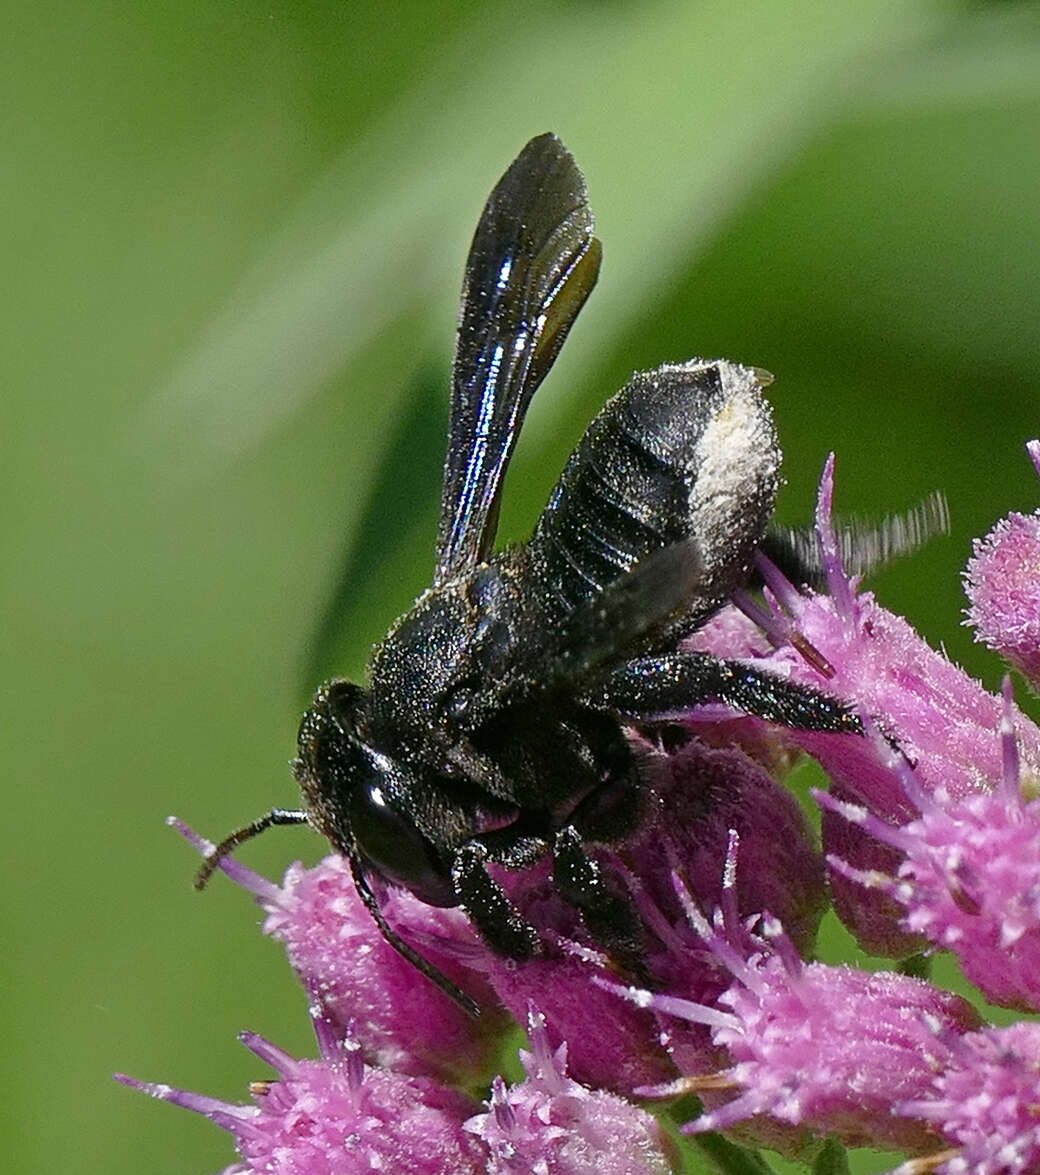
<box><xmin>529</xmin><ymin>359</ymin><xmax>780</xmax><ymax>629</ymax></box>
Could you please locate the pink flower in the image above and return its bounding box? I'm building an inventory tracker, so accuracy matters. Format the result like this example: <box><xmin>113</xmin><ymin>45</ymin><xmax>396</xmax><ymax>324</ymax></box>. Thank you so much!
<box><xmin>475</xmin><ymin>915</ymin><xmax>686</xmax><ymax>1096</ymax></box>
<box><xmin>627</xmin><ymin>735</ymin><xmax>827</xmax><ymax>958</ymax></box>
<box><xmin>892</xmin><ymin>1021</ymin><xmax>1040</xmax><ymax>1175</ymax></box>
<box><xmin>820</xmin><ymin>680</ymin><xmax>1040</xmax><ymax>1012</ymax></box>
<box><xmin>964</xmin><ymin>439</ymin><xmax>1040</xmax><ymax>690</ymax></box>
<box><xmin>466</xmin><ymin>1008</ymin><xmax>677</xmax><ymax>1175</ymax></box>
<box><xmin>740</xmin><ymin>459</ymin><xmax>1040</xmax><ymax>812</ymax></box>
<box><xmin>115</xmin><ymin>1004</ymin><xmax>486</xmax><ymax>1175</ymax></box>
<box><xmin>478</xmin><ymin>736</ymin><xmax>825</xmax><ymax>1094</ymax></box>
<box><xmin>691</xmin><ymin>456</ymin><xmax>1040</xmax><ymax>957</ymax></box>
<box><xmin>601</xmin><ymin>838</ymin><xmax>980</xmax><ymax>1156</ymax></box>
<box><xmin>168</xmin><ymin>819</ymin><xmax>507</xmax><ymax>1084</ymax></box>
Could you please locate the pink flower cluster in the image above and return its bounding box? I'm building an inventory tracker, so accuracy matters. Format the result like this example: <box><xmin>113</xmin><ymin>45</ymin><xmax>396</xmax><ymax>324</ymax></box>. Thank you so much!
<box><xmin>120</xmin><ymin>443</ymin><xmax>1040</xmax><ymax>1175</ymax></box>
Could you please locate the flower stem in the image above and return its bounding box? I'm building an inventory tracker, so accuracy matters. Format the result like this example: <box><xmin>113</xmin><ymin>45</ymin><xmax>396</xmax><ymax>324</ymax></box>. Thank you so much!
<box><xmin>812</xmin><ymin>1138</ymin><xmax>851</xmax><ymax>1175</ymax></box>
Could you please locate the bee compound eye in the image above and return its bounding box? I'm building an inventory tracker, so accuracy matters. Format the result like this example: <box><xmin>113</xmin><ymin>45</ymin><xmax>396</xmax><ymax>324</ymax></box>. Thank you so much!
<box><xmin>348</xmin><ymin>779</ymin><xmax>457</xmax><ymax>908</ymax></box>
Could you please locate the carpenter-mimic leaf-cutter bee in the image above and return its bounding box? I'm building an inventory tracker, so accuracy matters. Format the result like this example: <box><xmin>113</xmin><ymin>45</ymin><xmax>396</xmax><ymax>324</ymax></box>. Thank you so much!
<box><xmin>196</xmin><ymin>134</ymin><xmax>860</xmax><ymax>1014</ymax></box>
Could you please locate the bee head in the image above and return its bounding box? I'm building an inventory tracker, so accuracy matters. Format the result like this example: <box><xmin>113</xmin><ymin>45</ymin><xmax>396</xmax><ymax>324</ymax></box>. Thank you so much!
<box><xmin>293</xmin><ymin>679</ymin><xmax>457</xmax><ymax>907</ymax></box>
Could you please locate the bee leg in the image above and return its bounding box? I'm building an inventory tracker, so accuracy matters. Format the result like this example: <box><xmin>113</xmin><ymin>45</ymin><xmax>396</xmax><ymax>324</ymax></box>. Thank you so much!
<box><xmin>451</xmin><ymin>840</ymin><xmax>542</xmax><ymax>960</ymax></box>
<box><xmin>597</xmin><ymin>651</ymin><xmax>862</xmax><ymax>734</ymax></box>
<box><xmin>552</xmin><ymin>825</ymin><xmax>650</xmax><ymax>985</ymax></box>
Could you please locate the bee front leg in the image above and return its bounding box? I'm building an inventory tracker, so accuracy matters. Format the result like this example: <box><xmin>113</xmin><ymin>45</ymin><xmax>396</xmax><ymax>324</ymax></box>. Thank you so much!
<box><xmin>596</xmin><ymin>651</ymin><xmax>862</xmax><ymax>734</ymax></box>
<box><xmin>451</xmin><ymin>840</ymin><xmax>542</xmax><ymax>960</ymax></box>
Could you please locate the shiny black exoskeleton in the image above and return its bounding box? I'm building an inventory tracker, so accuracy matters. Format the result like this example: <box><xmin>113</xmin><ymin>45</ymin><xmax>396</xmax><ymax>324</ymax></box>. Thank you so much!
<box><xmin>197</xmin><ymin>135</ymin><xmax>859</xmax><ymax>1012</ymax></box>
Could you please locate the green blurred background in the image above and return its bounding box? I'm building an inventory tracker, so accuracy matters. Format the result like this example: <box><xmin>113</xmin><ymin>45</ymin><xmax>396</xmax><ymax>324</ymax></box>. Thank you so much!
<box><xmin>5</xmin><ymin>2</ymin><xmax>1040</xmax><ymax>1172</ymax></box>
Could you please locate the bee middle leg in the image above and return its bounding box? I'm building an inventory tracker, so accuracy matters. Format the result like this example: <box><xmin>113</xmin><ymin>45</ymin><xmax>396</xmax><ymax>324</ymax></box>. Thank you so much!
<box><xmin>452</xmin><ymin>815</ymin><xmax>649</xmax><ymax>981</ymax></box>
<box><xmin>552</xmin><ymin>824</ymin><xmax>650</xmax><ymax>985</ymax></box>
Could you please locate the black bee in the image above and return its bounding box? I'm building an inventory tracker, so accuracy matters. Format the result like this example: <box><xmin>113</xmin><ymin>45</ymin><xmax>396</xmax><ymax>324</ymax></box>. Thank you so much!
<box><xmin>196</xmin><ymin>134</ymin><xmax>859</xmax><ymax>1013</ymax></box>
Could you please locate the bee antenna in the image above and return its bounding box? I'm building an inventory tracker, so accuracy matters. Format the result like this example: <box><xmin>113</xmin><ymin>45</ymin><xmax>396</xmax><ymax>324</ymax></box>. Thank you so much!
<box><xmin>193</xmin><ymin>808</ymin><xmax>310</xmax><ymax>890</ymax></box>
<box><xmin>348</xmin><ymin>856</ymin><xmax>482</xmax><ymax>1018</ymax></box>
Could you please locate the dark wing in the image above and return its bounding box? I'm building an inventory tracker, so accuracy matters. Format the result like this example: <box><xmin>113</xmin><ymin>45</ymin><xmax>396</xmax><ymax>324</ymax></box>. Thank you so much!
<box><xmin>433</xmin><ymin>133</ymin><xmax>601</xmax><ymax>586</ymax></box>
<box><xmin>535</xmin><ymin>539</ymin><xmax>704</xmax><ymax>684</ymax></box>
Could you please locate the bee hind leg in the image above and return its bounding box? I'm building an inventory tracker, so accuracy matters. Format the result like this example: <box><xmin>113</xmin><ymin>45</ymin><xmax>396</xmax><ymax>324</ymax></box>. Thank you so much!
<box><xmin>596</xmin><ymin>651</ymin><xmax>861</xmax><ymax>734</ymax></box>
